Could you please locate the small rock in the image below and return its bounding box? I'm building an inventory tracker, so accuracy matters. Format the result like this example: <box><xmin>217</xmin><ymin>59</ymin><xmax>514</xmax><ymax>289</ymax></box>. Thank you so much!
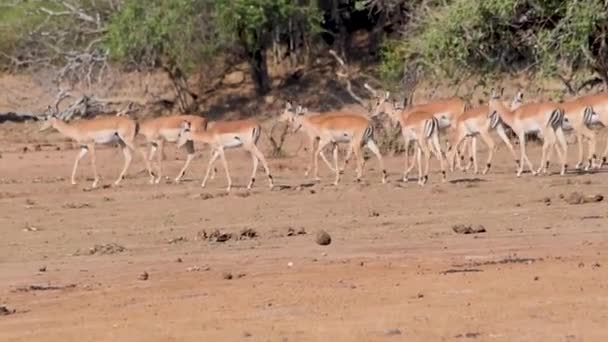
<box><xmin>542</xmin><ymin>197</ymin><xmax>551</xmax><ymax>205</ymax></box>
<box><xmin>222</xmin><ymin>272</ymin><xmax>233</xmax><ymax>280</ymax></box>
<box><xmin>417</xmin><ymin>293</ymin><xmax>424</xmax><ymax>298</ymax></box>
<box><xmin>243</xmin><ymin>332</ymin><xmax>252</xmax><ymax>338</ymax></box>
<box><xmin>287</xmin><ymin>262</ymin><xmax>293</xmax><ymax>268</ymax></box>
<box><xmin>38</xmin><ymin>266</ymin><xmax>47</xmax><ymax>272</ymax></box>
<box><xmin>176</xmin><ymin>258</ymin><xmax>183</xmax><ymax>263</ymax></box>
<box><xmin>138</xmin><ymin>271</ymin><xmax>149</xmax><ymax>281</ymax></box>
<box><xmin>452</xmin><ymin>224</ymin><xmax>486</xmax><ymax>234</ymax></box>
<box><xmin>534</xmin><ymin>276</ymin><xmax>540</xmax><ymax>281</ymax></box>
<box><xmin>315</xmin><ymin>230</ymin><xmax>332</xmax><ymax>246</ymax></box>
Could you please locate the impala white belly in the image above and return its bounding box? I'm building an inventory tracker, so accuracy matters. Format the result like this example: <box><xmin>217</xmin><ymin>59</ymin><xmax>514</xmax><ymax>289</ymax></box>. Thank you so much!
<box><xmin>434</xmin><ymin>113</ymin><xmax>452</xmax><ymax>129</ymax></box>
<box><xmin>91</xmin><ymin>130</ymin><xmax>120</xmax><ymax>144</ymax></box>
<box><xmin>329</xmin><ymin>131</ymin><xmax>353</xmax><ymax>143</ymax></box>
<box><xmin>221</xmin><ymin>137</ymin><xmax>244</xmax><ymax>149</ymax></box>
<box><xmin>522</xmin><ymin>120</ymin><xmax>541</xmax><ymax>135</ymax></box>
<box><xmin>464</xmin><ymin>121</ymin><xmax>480</xmax><ymax>136</ymax></box>
<box><xmin>159</xmin><ymin>128</ymin><xmax>181</xmax><ymax>142</ymax></box>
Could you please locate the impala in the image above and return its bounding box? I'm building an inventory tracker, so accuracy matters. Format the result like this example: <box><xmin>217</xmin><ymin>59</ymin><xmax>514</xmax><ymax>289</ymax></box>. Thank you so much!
<box><xmin>488</xmin><ymin>89</ymin><xmax>568</xmax><ymax>177</ymax></box>
<box><xmin>280</xmin><ymin>102</ymin><xmax>386</xmax><ymax>185</ymax></box>
<box><xmin>39</xmin><ymin>107</ymin><xmax>152</xmax><ymax>188</ymax></box>
<box><xmin>139</xmin><ymin>115</ymin><xmax>209</xmax><ymax>184</ymax></box>
<box><xmin>279</xmin><ymin>101</ymin><xmax>362</xmax><ymax>176</ymax></box>
<box><xmin>558</xmin><ymin>93</ymin><xmax>605</xmax><ymax>170</ymax></box>
<box><xmin>448</xmin><ymin>91</ymin><xmax>524</xmax><ymax>175</ymax></box>
<box><xmin>176</xmin><ymin>119</ymin><xmax>273</xmax><ymax>192</ymax></box>
<box><xmin>372</xmin><ymin>96</ymin><xmax>446</xmax><ymax>184</ymax></box>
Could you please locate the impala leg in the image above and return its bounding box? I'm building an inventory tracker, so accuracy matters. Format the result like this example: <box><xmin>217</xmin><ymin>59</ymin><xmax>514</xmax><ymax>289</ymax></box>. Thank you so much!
<box><xmin>478</xmin><ymin>130</ymin><xmax>496</xmax><ymax>175</ymax></box>
<box><xmin>154</xmin><ymin>140</ymin><xmax>164</xmax><ymax>184</ymax></box>
<box><xmin>175</xmin><ymin>140</ymin><xmax>195</xmax><ymax>183</ymax></box>
<box><xmin>414</xmin><ymin>142</ymin><xmax>424</xmax><ymax>185</ymax></box>
<box><xmin>115</xmin><ymin>143</ymin><xmax>133</xmax><ymax>186</ymax></box>
<box><xmin>556</xmin><ymin>127</ymin><xmax>569</xmax><ymax>175</ymax></box>
<box><xmin>71</xmin><ymin>146</ymin><xmax>89</xmax><ymax>186</ymax></box>
<box><xmin>537</xmin><ymin>130</ymin><xmax>555</xmax><ymax>175</ymax></box>
<box><xmin>247</xmin><ymin>143</ymin><xmax>274</xmax><ymax>189</ymax></box>
<box><xmin>340</xmin><ymin>146</ymin><xmax>354</xmax><ymax>174</ymax></box>
<box><xmin>87</xmin><ymin>144</ymin><xmax>100</xmax><ymax>188</ymax></box>
<box><xmin>304</xmin><ymin>138</ymin><xmax>317</xmax><ymax>177</ymax></box>
<box><xmin>332</xmin><ymin>142</ymin><xmax>340</xmax><ymax>185</ymax></box>
<box><xmin>578</xmin><ymin>127</ymin><xmax>597</xmax><ymax>170</ymax></box>
<box><xmin>352</xmin><ymin>143</ymin><xmax>365</xmax><ymax>182</ymax></box>
<box><xmin>202</xmin><ymin>149</ymin><xmax>221</xmax><ymax>188</ymax></box>
<box><xmin>517</xmin><ymin>133</ymin><xmax>534</xmax><ymax>177</ymax></box>
<box><xmin>403</xmin><ymin>135</ymin><xmax>414</xmax><ymax>182</ymax></box>
<box><xmin>575</xmin><ymin>133</ymin><xmax>585</xmax><ymax>170</ymax></box>
<box><xmin>313</xmin><ymin>137</ymin><xmax>332</xmax><ymax>181</ymax></box>
<box><xmin>148</xmin><ymin>142</ymin><xmax>158</xmax><ymax>184</ymax></box>
<box><xmin>496</xmin><ymin>124</ymin><xmax>519</xmax><ymax>170</ymax></box>
<box><xmin>119</xmin><ymin>137</ymin><xmax>152</xmax><ymax>185</ymax></box>
<box><xmin>365</xmin><ymin>138</ymin><xmax>387</xmax><ymax>184</ymax></box>
<box><xmin>430</xmin><ymin>132</ymin><xmax>447</xmax><ymax>182</ymax></box>
<box><xmin>246</xmin><ymin>149</ymin><xmax>259</xmax><ymax>189</ymax></box>
<box><xmin>217</xmin><ymin>148</ymin><xmax>232</xmax><ymax>192</ymax></box>
<box><xmin>469</xmin><ymin>136</ymin><xmax>479</xmax><ymax>174</ymax></box>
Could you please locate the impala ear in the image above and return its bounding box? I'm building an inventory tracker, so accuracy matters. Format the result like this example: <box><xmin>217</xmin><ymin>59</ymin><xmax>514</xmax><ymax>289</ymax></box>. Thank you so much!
<box><xmin>181</xmin><ymin>120</ymin><xmax>192</xmax><ymax>130</ymax></box>
<box><xmin>384</xmin><ymin>91</ymin><xmax>390</xmax><ymax>100</ymax></box>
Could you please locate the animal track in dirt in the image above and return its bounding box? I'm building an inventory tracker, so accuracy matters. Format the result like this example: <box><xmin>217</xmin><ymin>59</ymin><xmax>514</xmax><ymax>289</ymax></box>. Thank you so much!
<box><xmin>453</xmin><ymin>256</ymin><xmax>540</xmax><ymax>268</ymax></box>
<box><xmin>74</xmin><ymin>243</ymin><xmax>127</xmax><ymax>256</ymax></box>
<box><xmin>560</xmin><ymin>192</ymin><xmax>604</xmax><ymax>205</ymax></box>
<box><xmin>0</xmin><ymin>305</ymin><xmax>16</xmax><ymax>316</ymax></box>
<box><xmin>452</xmin><ymin>224</ymin><xmax>486</xmax><ymax>234</ymax></box>
<box><xmin>14</xmin><ymin>283</ymin><xmax>76</xmax><ymax>292</ymax></box>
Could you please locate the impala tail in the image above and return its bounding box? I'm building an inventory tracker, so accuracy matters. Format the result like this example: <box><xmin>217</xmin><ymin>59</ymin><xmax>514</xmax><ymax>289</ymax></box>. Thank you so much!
<box><xmin>423</xmin><ymin>117</ymin><xmax>439</xmax><ymax>138</ymax></box>
<box><xmin>548</xmin><ymin>108</ymin><xmax>565</xmax><ymax>130</ymax></box>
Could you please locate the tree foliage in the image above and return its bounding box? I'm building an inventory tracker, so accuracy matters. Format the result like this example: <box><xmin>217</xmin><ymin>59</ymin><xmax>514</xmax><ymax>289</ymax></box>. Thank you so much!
<box><xmin>381</xmin><ymin>0</ymin><xmax>608</xmax><ymax>91</ymax></box>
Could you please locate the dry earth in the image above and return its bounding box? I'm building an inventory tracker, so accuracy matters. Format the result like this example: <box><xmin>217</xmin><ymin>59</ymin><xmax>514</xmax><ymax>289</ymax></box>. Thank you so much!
<box><xmin>1</xmin><ymin>120</ymin><xmax>608</xmax><ymax>342</ymax></box>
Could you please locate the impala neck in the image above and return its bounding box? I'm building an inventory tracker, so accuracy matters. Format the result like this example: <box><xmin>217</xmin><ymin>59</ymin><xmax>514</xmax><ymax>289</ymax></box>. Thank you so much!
<box><xmin>490</xmin><ymin>99</ymin><xmax>515</xmax><ymax>126</ymax></box>
<box><xmin>52</xmin><ymin>119</ymin><xmax>80</xmax><ymax>140</ymax></box>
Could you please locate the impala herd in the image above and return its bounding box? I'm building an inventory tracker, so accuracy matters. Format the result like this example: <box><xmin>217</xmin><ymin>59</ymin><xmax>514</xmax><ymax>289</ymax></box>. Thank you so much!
<box><xmin>37</xmin><ymin>87</ymin><xmax>608</xmax><ymax>191</ymax></box>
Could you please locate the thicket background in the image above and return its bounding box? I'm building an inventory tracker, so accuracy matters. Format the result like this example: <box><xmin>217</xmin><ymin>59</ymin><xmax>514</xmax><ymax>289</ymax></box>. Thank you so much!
<box><xmin>2</xmin><ymin>0</ymin><xmax>608</xmax><ymax>113</ymax></box>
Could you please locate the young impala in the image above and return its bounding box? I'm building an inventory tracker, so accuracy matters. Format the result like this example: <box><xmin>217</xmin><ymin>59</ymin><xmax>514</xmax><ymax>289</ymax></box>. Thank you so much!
<box><xmin>176</xmin><ymin>119</ymin><xmax>273</xmax><ymax>192</ymax></box>
<box><xmin>448</xmin><ymin>91</ymin><xmax>524</xmax><ymax>175</ymax></box>
<box><xmin>372</xmin><ymin>97</ymin><xmax>446</xmax><ymax>184</ymax></box>
<box><xmin>139</xmin><ymin>115</ymin><xmax>208</xmax><ymax>184</ymax></box>
<box><xmin>488</xmin><ymin>89</ymin><xmax>568</xmax><ymax>177</ymax></box>
<box><xmin>39</xmin><ymin>107</ymin><xmax>152</xmax><ymax>188</ymax></box>
<box><xmin>280</xmin><ymin>102</ymin><xmax>386</xmax><ymax>185</ymax></box>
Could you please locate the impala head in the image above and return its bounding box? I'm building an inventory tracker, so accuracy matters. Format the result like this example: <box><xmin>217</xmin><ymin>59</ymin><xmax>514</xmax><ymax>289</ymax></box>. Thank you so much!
<box><xmin>177</xmin><ymin>120</ymin><xmax>193</xmax><ymax>148</ymax></box>
<box><xmin>279</xmin><ymin>100</ymin><xmax>306</xmax><ymax>133</ymax></box>
<box><xmin>511</xmin><ymin>91</ymin><xmax>524</xmax><ymax>109</ymax></box>
<box><xmin>371</xmin><ymin>91</ymin><xmax>401</xmax><ymax>122</ymax></box>
<box><xmin>39</xmin><ymin>106</ymin><xmax>58</xmax><ymax>132</ymax></box>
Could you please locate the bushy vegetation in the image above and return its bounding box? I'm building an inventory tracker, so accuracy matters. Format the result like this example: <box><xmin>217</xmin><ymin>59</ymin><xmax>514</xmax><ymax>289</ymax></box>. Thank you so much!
<box><xmin>2</xmin><ymin>0</ymin><xmax>608</xmax><ymax>105</ymax></box>
<box><xmin>381</xmin><ymin>0</ymin><xmax>608</xmax><ymax>92</ymax></box>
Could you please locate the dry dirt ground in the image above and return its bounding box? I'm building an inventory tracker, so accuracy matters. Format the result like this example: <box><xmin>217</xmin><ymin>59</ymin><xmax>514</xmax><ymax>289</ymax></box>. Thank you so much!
<box><xmin>1</xmin><ymin>121</ymin><xmax>608</xmax><ymax>342</ymax></box>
